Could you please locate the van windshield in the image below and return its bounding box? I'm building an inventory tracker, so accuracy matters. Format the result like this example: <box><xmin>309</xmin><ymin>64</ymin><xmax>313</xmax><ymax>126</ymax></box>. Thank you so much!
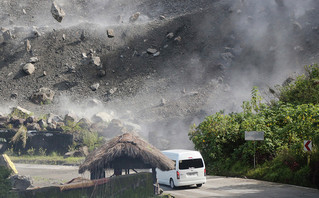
<box><xmin>179</xmin><ymin>158</ymin><xmax>204</xmax><ymax>170</ymax></box>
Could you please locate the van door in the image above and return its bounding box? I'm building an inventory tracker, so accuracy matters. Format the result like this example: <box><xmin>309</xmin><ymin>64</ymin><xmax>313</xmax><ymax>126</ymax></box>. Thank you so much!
<box><xmin>178</xmin><ymin>158</ymin><xmax>205</xmax><ymax>181</ymax></box>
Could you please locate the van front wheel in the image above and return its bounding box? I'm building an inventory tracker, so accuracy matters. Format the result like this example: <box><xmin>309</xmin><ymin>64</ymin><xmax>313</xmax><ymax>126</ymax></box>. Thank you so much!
<box><xmin>196</xmin><ymin>184</ymin><xmax>202</xmax><ymax>187</ymax></box>
<box><xmin>170</xmin><ymin>179</ymin><xmax>175</xmax><ymax>189</ymax></box>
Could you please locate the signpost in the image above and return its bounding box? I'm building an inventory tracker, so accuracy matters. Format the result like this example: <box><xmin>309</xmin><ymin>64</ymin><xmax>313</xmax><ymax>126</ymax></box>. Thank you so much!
<box><xmin>304</xmin><ymin>140</ymin><xmax>312</xmax><ymax>166</ymax></box>
<box><xmin>245</xmin><ymin>131</ymin><xmax>264</xmax><ymax>168</ymax></box>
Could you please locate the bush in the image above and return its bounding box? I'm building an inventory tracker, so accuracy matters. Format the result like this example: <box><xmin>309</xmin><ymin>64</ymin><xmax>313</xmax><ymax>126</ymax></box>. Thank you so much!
<box><xmin>0</xmin><ymin>166</ymin><xmax>12</xmax><ymax>197</ymax></box>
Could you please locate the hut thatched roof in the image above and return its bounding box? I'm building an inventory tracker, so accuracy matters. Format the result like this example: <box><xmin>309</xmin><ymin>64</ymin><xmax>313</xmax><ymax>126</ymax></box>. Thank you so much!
<box><xmin>79</xmin><ymin>133</ymin><xmax>174</xmax><ymax>174</ymax></box>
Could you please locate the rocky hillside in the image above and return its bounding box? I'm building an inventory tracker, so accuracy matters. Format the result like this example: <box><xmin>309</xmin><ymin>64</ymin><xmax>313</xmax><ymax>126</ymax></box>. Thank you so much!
<box><xmin>1</xmin><ymin>0</ymin><xmax>319</xmax><ymax>149</ymax></box>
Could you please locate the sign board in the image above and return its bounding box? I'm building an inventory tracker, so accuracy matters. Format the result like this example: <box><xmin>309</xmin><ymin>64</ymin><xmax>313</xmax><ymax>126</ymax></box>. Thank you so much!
<box><xmin>304</xmin><ymin>140</ymin><xmax>312</xmax><ymax>152</ymax></box>
<box><xmin>245</xmin><ymin>131</ymin><xmax>264</xmax><ymax>141</ymax></box>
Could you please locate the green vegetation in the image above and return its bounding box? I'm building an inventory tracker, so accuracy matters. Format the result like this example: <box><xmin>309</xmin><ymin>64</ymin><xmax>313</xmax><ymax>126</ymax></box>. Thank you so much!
<box><xmin>0</xmin><ymin>166</ymin><xmax>12</xmax><ymax>198</ymax></box>
<box><xmin>189</xmin><ymin>64</ymin><xmax>319</xmax><ymax>188</ymax></box>
<box><xmin>9</xmin><ymin>155</ymin><xmax>85</xmax><ymax>165</ymax></box>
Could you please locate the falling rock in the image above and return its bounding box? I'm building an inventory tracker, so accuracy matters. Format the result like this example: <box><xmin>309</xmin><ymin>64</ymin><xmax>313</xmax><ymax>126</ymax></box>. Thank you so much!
<box><xmin>22</xmin><ymin>63</ymin><xmax>35</xmax><ymax>75</ymax></box>
<box><xmin>153</xmin><ymin>51</ymin><xmax>160</xmax><ymax>57</ymax></box>
<box><xmin>91</xmin><ymin>112</ymin><xmax>112</xmax><ymax>123</ymax></box>
<box><xmin>25</xmin><ymin>39</ymin><xmax>31</xmax><ymax>52</ymax></box>
<box><xmin>107</xmin><ymin>29</ymin><xmax>114</xmax><ymax>38</ymax></box>
<box><xmin>29</xmin><ymin>57</ymin><xmax>39</xmax><ymax>63</ymax></box>
<box><xmin>147</xmin><ymin>48</ymin><xmax>157</xmax><ymax>54</ymax></box>
<box><xmin>174</xmin><ymin>36</ymin><xmax>182</xmax><ymax>42</ymax></box>
<box><xmin>87</xmin><ymin>98</ymin><xmax>102</xmax><ymax>107</ymax></box>
<box><xmin>51</xmin><ymin>1</ymin><xmax>65</xmax><ymax>23</ymax></box>
<box><xmin>90</xmin><ymin>83</ymin><xmax>100</xmax><ymax>91</ymax></box>
<box><xmin>160</xmin><ymin>98</ymin><xmax>166</xmax><ymax>106</ymax></box>
<box><xmin>97</xmin><ymin>70</ymin><xmax>106</xmax><ymax>77</ymax></box>
<box><xmin>159</xmin><ymin>15</ymin><xmax>166</xmax><ymax>20</ymax></box>
<box><xmin>10</xmin><ymin>175</ymin><xmax>32</xmax><ymax>190</ymax></box>
<box><xmin>91</xmin><ymin>56</ymin><xmax>101</xmax><ymax>67</ymax></box>
<box><xmin>62</xmin><ymin>34</ymin><xmax>66</xmax><ymax>40</ymax></box>
<box><xmin>30</xmin><ymin>87</ymin><xmax>55</xmax><ymax>105</ymax></box>
<box><xmin>166</xmin><ymin>32</ymin><xmax>174</xmax><ymax>39</ymax></box>
<box><xmin>129</xmin><ymin>12</ymin><xmax>140</xmax><ymax>23</ymax></box>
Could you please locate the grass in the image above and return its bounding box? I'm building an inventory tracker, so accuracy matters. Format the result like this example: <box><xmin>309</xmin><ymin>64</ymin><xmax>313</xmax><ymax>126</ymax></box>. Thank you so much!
<box><xmin>9</xmin><ymin>155</ymin><xmax>85</xmax><ymax>165</ymax></box>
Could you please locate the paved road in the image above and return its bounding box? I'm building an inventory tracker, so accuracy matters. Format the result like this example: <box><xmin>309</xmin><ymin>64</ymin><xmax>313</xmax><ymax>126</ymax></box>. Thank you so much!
<box><xmin>161</xmin><ymin>176</ymin><xmax>319</xmax><ymax>198</ymax></box>
<box><xmin>15</xmin><ymin>164</ymin><xmax>319</xmax><ymax>197</ymax></box>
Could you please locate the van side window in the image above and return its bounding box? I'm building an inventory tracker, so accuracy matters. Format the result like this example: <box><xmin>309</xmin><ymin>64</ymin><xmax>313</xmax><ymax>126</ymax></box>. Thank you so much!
<box><xmin>179</xmin><ymin>158</ymin><xmax>204</xmax><ymax>170</ymax></box>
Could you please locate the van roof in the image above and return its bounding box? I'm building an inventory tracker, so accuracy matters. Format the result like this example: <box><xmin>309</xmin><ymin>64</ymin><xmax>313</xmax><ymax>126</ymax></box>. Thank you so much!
<box><xmin>161</xmin><ymin>149</ymin><xmax>202</xmax><ymax>158</ymax></box>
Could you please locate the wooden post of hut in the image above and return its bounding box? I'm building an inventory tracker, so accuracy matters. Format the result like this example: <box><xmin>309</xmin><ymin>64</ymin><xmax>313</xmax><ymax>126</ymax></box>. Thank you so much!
<box><xmin>152</xmin><ymin>167</ymin><xmax>158</xmax><ymax>194</ymax></box>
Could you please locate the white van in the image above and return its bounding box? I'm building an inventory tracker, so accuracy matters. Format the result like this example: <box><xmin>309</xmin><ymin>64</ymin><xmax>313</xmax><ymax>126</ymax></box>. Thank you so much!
<box><xmin>157</xmin><ymin>149</ymin><xmax>206</xmax><ymax>189</ymax></box>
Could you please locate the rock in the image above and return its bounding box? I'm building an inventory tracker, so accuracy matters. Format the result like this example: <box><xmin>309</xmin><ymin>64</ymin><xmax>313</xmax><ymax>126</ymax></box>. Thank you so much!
<box><xmin>30</xmin><ymin>87</ymin><xmax>55</xmax><ymax>105</ymax></box>
<box><xmin>25</xmin><ymin>39</ymin><xmax>31</xmax><ymax>52</ymax></box>
<box><xmin>11</xmin><ymin>106</ymin><xmax>32</xmax><ymax>118</ymax></box>
<box><xmin>107</xmin><ymin>29</ymin><xmax>114</xmax><ymax>38</ymax></box>
<box><xmin>91</xmin><ymin>56</ymin><xmax>101</xmax><ymax>67</ymax></box>
<box><xmin>80</xmin><ymin>146</ymin><xmax>89</xmax><ymax>156</ymax></box>
<box><xmin>220</xmin><ymin>52</ymin><xmax>234</xmax><ymax>61</ymax></box>
<box><xmin>29</xmin><ymin>57</ymin><xmax>39</xmax><ymax>63</ymax></box>
<box><xmin>22</xmin><ymin>63</ymin><xmax>35</xmax><ymax>75</ymax></box>
<box><xmin>77</xmin><ymin>118</ymin><xmax>91</xmax><ymax>129</ymax></box>
<box><xmin>56</xmin><ymin>122</ymin><xmax>65</xmax><ymax>131</ymax></box>
<box><xmin>80</xmin><ymin>30</ymin><xmax>85</xmax><ymax>41</ymax></box>
<box><xmin>26</xmin><ymin>123</ymin><xmax>41</xmax><ymax>131</ymax></box>
<box><xmin>64</xmin><ymin>150</ymin><xmax>84</xmax><ymax>158</ymax></box>
<box><xmin>174</xmin><ymin>36</ymin><xmax>182</xmax><ymax>42</ymax></box>
<box><xmin>166</xmin><ymin>32</ymin><xmax>174</xmax><ymax>39</ymax></box>
<box><xmin>123</xmin><ymin>122</ymin><xmax>141</xmax><ymax>132</ymax></box>
<box><xmin>64</xmin><ymin>113</ymin><xmax>77</xmax><ymax>125</ymax></box>
<box><xmin>87</xmin><ymin>99</ymin><xmax>102</xmax><ymax>107</ymax></box>
<box><xmin>0</xmin><ymin>154</ymin><xmax>18</xmax><ymax>174</ymax></box>
<box><xmin>43</xmin><ymin>71</ymin><xmax>47</xmax><ymax>76</ymax></box>
<box><xmin>129</xmin><ymin>12</ymin><xmax>140</xmax><ymax>23</ymax></box>
<box><xmin>51</xmin><ymin>1</ymin><xmax>65</xmax><ymax>22</ymax></box>
<box><xmin>147</xmin><ymin>48</ymin><xmax>157</xmax><ymax>54</ymax></box>
<box><xmin>91</xmin><ymin>112</ymin><xmax>112</xmax><ymax>123</ymax></box>
<box><xmin>32</xmin><ymin>29</ymin><xmax>41</xmax><ymax>37</ymax></box>
<box><xmin>3</xmin><ymin>30</ymin><xmax>13</xmax><ymax>40</ymax></box>
<box><xmin>10</xmin><ymin>175</ymin><xmax>32</xmax><ymax>190</ymax></box>
<box><xmin>22</xmin><ymin>9</ymin><xmax>27</xmax><ymax>14</ymax></box>
<box><xmin>47</xmin><ymin>123</ymin><xmax>57</xmax><ymax>131</ymax></box>
<box><xmin>90</xmin><ymin>83</ymin><xmax>100</xmax><ymax>91</ymax></box>
<box><xmin>102</xmin><ymin>119</ymin><xmax>126</xmax><ymax>137</ymax></box>
<box><xmin>97</xmin><ymin>69</ymin><xmax>106</xmax><ymax>77</ymax></box>
<box><xmin>37</xmin><ymin>119</ymin><xmax>47</xmax><ymax>129</ymax></box>
<box><xmin>62</xmin><ymin>34</ymin><xmax>66</xmax><ymax>40</ymax></box>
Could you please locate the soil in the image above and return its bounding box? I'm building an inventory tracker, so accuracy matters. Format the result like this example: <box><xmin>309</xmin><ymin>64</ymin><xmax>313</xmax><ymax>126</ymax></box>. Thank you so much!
<box><xmin>1</xmin><ymin>0</ymin><xmax>319</xmax><ymax>149</ymax></box>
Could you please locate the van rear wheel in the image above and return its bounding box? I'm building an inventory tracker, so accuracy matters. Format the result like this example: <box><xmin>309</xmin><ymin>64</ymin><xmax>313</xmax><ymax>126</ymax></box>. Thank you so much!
<box><xmin>170</xmin><ymin>179</ymin><xmax>175</xmax><ymax>189</ymax></box>
<box><xmin>196</xmin><ymin>184</ymin><xmax>202</xmax><ymax>187</ymax></box>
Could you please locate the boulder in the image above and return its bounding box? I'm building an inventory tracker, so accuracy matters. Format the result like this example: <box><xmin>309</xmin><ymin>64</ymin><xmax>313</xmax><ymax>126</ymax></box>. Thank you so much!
<box><xmin>91</xmin><ymin>56</ymin><xmax>101</xmax><ymax>67</ymax></box>
<box><xmin>103</xmin><ymin>119</ymin><xmax>126</xmax><ymax>137</ymax></box>
<box><xmin>30</xmin><ymin>87</ymin><xmax>55</xmax><ymax>104</ymax></box>
<box><xmin>56</xmin><ymin>122</ymin><xmax>65</xmax><ymax>131</ymax></box>
<box><xmin>47</xmin><ymin>113</ymin><xmax>63</xmax><ymax>124</ymax></box>
<box><xmin>47</xmin><ymin>123</ymin><xmax>57</xmax><ymax>131</ymax></box>
<box><xmin>51</xmin><ymin>1</ymin><xmax>65</xmax><ymax>22</ymax></box>
<box><xmin>90</xmin><ymin>83</ymin><xmax>100</xmax><ymax>91</ymax></box>
<box><xmin>22</xmin><ymin>63</ymin><xmax>35</xmax><ymax>75</ymax></box>
<box><xmin>174</xmin><ymin>36</ymin><xmax>182</xmax><ymax>42</ymax></box>
<box><xmin>64</xmin><ymin>113</ymin><xmax>77</xmax><ymax>125</ymax></box>
<box><xmin>166</xmin><ymin>32</ymin><xmax>174</xmax><ymax>39</ymax></box>
<box><xmin>11</xmin><ymin>106</ymin><xmax>32</xmax><ymax>118</ymax></box>
<box><xmin>10</xmin><ymin>175</ymin><xmax>32</xmax><ymax>190</ymax></box>
<box><xmin>107</xmin><ymin>29</ymin><xmax>114</xmax><ymax>38</ymax></box>
<box><xmin>25</xmin><ymin>116</ymin><xmax>35</xmax><ymax>124</ymax></box>
<box><xmin>37</xmin><ymin>119</ymin><xmax>47</xmax><ymax>129</ymax></box>
<box><xmin>3</xmin><ymin>30</ymin><xmax>13</xmax><ymax>40</ymax></box>
<box><xmin>129</xmin><ymin>12</ymin><xmax>140</xmax><ymax>23</ymax></box>
<box><xmin>64</xmin><ymin>150</ymin><xmax>84</xmax><ymax>158</ymax></box>
<box><xmin>77</xmin><ymin>118</ymin><xmax>91</xmax><ymax>129</ymax></box>
<box><xmin>91</xmin><ymin>112</ymin><xmax>112</xmax><ymax>123</ymax></box>
<box><xmin>97</xmin><ymin>69</ymin><xmax>106</xmax><ymax>77</ymax></box>
<box><xmin>26</xmin><ymin>123</ymin><xmax>41</xmax><ymax>131</ymax></box>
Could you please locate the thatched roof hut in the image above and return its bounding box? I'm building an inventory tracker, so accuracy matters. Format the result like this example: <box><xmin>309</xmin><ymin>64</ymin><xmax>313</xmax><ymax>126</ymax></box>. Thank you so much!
<box><xmin>78</xmin><ymin>133</ymin><xmax>174</xmax><ymax>174</ymax></box>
